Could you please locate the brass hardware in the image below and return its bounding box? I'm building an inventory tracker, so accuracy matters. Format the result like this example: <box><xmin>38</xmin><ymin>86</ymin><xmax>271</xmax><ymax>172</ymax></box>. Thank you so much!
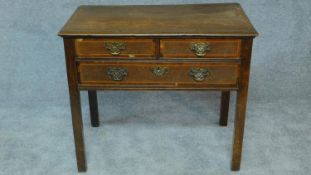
<box><xmin>189</xmin><ymin>68</ymin><xmax>210</xmax><ymax>82</ymax></box>
<box><xmin>151</xmin><ymin>66</ymin><xmax>168</xmax><ymax>76</ymax></box>
<box><xmin>107</xmin><ymin>67</ymin><xmax>128</xmax><ymax>81</ymax></box>
<box><xmin>104</xmin><ymin>42</ymin><xmax>126</xmax><ymax>55</ymax></box>
<box><xmin>190</xmin><ymin>42</ymin><xmax>211</xmax><ymax>57</ymax></box>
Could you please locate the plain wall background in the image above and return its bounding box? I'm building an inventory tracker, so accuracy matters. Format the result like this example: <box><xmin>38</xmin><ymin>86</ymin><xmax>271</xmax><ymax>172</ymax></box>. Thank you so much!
<box><xmin>0</xmin><ymin>0</ymin><xmax>311</xmax><ymax>175</ymax></box>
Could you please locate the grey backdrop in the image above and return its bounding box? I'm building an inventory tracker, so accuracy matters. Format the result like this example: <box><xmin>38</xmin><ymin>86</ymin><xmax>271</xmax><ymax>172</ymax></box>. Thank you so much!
<box><xmin>0</xmin><ymin>0</ymin><xmax>310</xmax><ymax>175</ymax></box>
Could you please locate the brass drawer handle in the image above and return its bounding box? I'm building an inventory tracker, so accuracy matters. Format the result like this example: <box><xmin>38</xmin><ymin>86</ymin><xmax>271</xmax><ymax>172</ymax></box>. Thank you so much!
<box><xmin>107</xmin><ymin>67</ymin><xmax>128</xmax><ymax>81</ymax></box>
<box><xmin>104</xmin><ymin>42</ymin><xmax>126</xmax><ymax>56</ymax></box>
<box><xmin>190</xmin><ymin>42</ymin><xmax>211</xmax><ymax>57</ymax></box>
<box><xmin>189</xmin><ymin>68</ymin><xmax>210</xmax><ymax>82</ymax></box>
<box><xmin>150</xmin><ymin>66</ymin><xmax>168</xmax><ymax>76</ymax></box>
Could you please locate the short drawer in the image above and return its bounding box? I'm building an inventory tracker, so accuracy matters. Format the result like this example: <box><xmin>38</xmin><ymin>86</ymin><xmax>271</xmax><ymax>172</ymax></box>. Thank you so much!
<box><xmin>75</xmin><ymin>38</ymin><xmax>155</xmax><ymax>58</ymax></box>
<box><xmin>78</xmin><ymin>62</ymin><xmax>240</xmax><ymax>89</ymax></box>
<box><xmin>160</xmin><ymin>39</ymin><xmax>241</xmax><ymax>59</ymax></box>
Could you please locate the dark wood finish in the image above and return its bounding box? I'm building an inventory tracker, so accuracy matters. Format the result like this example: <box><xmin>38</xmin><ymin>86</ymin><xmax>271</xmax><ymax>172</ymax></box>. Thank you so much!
<box><xmin>220</xmin><ymin>91</ymin><xmax>230</xmax><ymax>126</ymax></box>
<box><xmin>154</xmin><ymin>38</ymin><xmax>160</xmax><ymax>59</ymax></box>
<box><xmin>75</xmin><ymin>38</ymin><xmax>155</xmax><ymax>58</ymax></box>
<box><xmin>77</xmin><ymin>62</ymin><xmax>240</xmax><ymax>89</ymax></box>
<box><xmin>88</xmin><ymin>91</ymin><xmax>99</xmax><ymax>127</ymax></box>
<box><xmin>59</xmin><ymin>3</ymin><xmax>257</xmax><ymax>172</ymax></box>
<box><xmin>160</xmin><ymin>39</ymin><xmax>241</xmax><ymax>58</ymax></box>
<box><xmin>231</xmin><ymin>39</ymin><xmax>253</xmax><ymax>171</ymax></box>
<box><xmin>63</xmin><ymin>38</ymin><xmax>87</xmax><ymax>172</ymax></box>
<box><xmin>79</xmin><ymin>85</ymin><xmax>238</xmax><ymax>91</ymax></box>
<box><xmin>58</xmin><ymin>3</ymin><xmax>258</xmax><ymax>37</ymax></box>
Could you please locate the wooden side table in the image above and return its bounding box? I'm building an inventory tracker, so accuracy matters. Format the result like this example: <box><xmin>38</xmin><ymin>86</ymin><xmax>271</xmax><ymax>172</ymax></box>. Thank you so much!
<box><xmin>58</xmin><ymin>3</ymin><xmax>258</xmax><ymax>172</ymax></box>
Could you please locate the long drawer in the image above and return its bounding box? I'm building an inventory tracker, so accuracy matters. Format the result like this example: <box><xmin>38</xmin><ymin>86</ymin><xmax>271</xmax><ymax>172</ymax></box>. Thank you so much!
<box><xmin>77</xmin><ymin>61</ymin><xmax>240</xmax><ymax>89</ymax></box>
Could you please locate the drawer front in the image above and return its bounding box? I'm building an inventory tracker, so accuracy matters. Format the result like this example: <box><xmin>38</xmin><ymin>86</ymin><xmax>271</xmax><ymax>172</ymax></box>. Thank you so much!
<box><xmin>160</xmin><ymin>39</ymin><xmax>241</xmax><ymax>58</ymax></box>
<box><xmin>78</xmin><ymin>62</ymin><xmax>240</xmax><ymax>89</ymax></box>
<box><xmin>75</xmin><ymin>38</ymin><xmax>155</xmax><ymax>58</ymax></box>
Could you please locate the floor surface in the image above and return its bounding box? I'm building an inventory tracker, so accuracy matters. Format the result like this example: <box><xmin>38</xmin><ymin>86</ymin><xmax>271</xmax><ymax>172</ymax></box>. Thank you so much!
<box><xmin>0</xmin><ymin>92</ymin><xmax>310</xmax><ymax>175</ymax></box>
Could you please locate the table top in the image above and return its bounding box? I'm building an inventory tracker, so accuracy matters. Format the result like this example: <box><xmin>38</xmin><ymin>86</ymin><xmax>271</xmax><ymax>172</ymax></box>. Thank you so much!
<box><xmin>58</xmin><ymin>3</ymin><xmax>258</xmax><ymax>37</ymax></box>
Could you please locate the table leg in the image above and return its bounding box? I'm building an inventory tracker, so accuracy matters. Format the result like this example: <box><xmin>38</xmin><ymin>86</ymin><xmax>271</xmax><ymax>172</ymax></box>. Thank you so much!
<box><xmin>64</xmin><ymin>38</ymin><xmax>87</xmax><ymax>172</ymax></box>
<box><xmin>88</xmin><ymin>90</ymin><xmax>99</xmax><ymax>127</ymax></box>
<box><xmin>219</xmin><ymin>91</ymin><xmax>230</xmax><ymax>126</ymax></box>
<box><xmin>231</xmin><ymin>39</ymin><xmax>253</xmax><ymax>171</ymax></box>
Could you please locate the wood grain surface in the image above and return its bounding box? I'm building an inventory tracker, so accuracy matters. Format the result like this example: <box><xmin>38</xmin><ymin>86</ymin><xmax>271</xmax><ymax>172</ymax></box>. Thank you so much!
<box><xmin>58</xmin><ymin>3</ymin><xmax>258</xmax><ymax>37</ymax></box>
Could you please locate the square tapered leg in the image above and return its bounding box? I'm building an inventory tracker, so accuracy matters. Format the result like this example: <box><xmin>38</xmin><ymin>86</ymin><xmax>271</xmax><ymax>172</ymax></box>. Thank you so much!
<box><xmin>64</xmin><ymin>38</ymin><xmax>87</xmax><ymax>172</ymax></box>
<box><xmin>231</xmin><ymin>39</ymin><xmax>253</xmax><ymax>171</ymax></box>
<box><xmin>219</xmin><ymin>91</ymin><xmax>230</xmax><ymax>126</ymax></box>
<box><xmin>88</xmin><ymin>91</ymin><xmax>99</xmax><ymax>127</ymax></box>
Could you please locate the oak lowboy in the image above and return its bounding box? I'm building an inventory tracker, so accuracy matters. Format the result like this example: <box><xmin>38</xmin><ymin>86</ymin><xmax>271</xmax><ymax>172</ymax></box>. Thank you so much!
<box><xmin>59</xmin><ymin>3</ymin><xmax>258</xmax><ymax>172</ymax></box>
